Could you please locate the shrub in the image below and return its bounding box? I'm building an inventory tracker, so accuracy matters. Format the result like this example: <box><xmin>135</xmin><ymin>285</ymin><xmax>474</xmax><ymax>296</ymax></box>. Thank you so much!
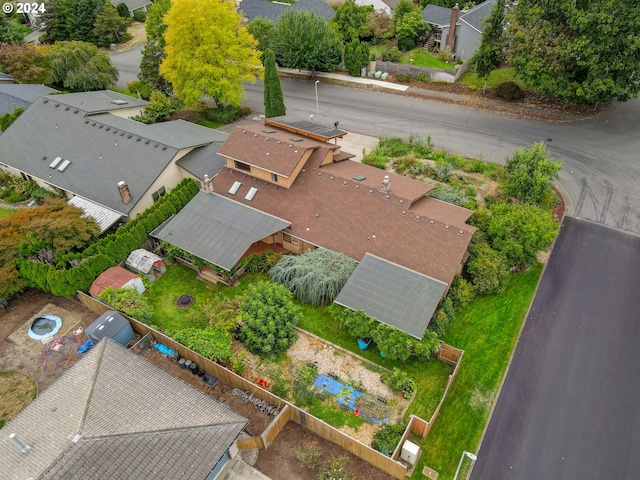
<box><xmin>418</xmin><ymin>72</ymin><xmax>428</xmax><ymax>82</ymax></box>
<box><xmin>98</xmin><ymin>286</ymin><xmax>152</xmax><ymax>321</ymax></box>
<box><xmin>174</xmin><ymin>327</ymin><xmax>233</xmax><ymax>362</ymax></box>
<box><xmin>317</xmin><ymin>455</ymin><xmax>356</xmax><ymax>480</ymax></box>
<box><xmin>127</xmin><ymin>79</ymin><xmax>154</xmax><ymax>100</ymax></box>
<box><xmin>494</xmin><ymin>81</ymin><xmax>524</xmax><ymax>101</ymax></box>
<box><xmin>243</xmin><ymin>250</ymin><xmax>282</xmax><ymax>273</ymax></box>
<box><xmin>372</xmin><ymin>424</ymin><xmax>405</xmax><ymax>456</ymax></box>
<box><xmin>133</xmin><ymin>9</ymin><xmax>146</xmax><ymax>22</ymax></box>
<box><xmin>116</xmin><ymin>3</ymin><xmax>129</xmax><ymax>18</ymax></box>
<box><xmin>380</xmin><ymin>368</ymin><xmax>416</xmax><ymax>398</ymax></box>
<box><xmin>448</xmin><ymin>275</ymin><xmax>475</xmax><ymax>309</ymax></box>
<box><xmin>432</xmin><ymin>163</ymin><xmax>453</xmax><ymax>182</ymax></box>
<box><xmin>393</xmin><ymin>154</ymin><xmax>428</xmax><ymax>177</ymax></box>
<box><xmin>361</xmin><ymin>148</ymin><xmax>388</xmax><ymax>169</ymax></box>
<box><xmin>504</xmin><ymin>142</ymin><xmax>561</xmax><ymax>206</ymax></box>
<box><xmin>394</xmin><ymin>73</ymin><xmax>412</xmax><ymax>82</ymax></box>
<box><xmin>292</xmin><ymin>363</ymin><xmax>317</xmax><ymax>406</ymax></box>
<box><xmin>269</xmin><ymin>248</ymin><xmax>357</xmax><ymax>306</ymax></box>
<box><xmin>331</xmin><ymin>305</ymin><xmax>375</xmax><ymax>339</ymax></box>
<box><xmin>294</xmin><ymin>441</ymin><xmax>321</xmax><ymax>469</ymax></box>
<box><xmin>199</xmin><ymin>106</ymin><xmax>251</xmax><ymax>124</ymax></box>
<box><xmin>466</xmin><ymin>238</ymin><xmax>511</xmax><ymax>295</ymax></box>
<box><xmin>239</xmin><ymin>281</ymin><xmax>301</xmax><ymax>358</ymax></box>
<box><xmin>429</xmin><ymin>183</ymin><xmax>477</xmax><ymax>209</ymax></box>
<box><xmin>373</xmin><ymin>324</ymin><xmax>412</xmax><ymax>361</ymax></box>
<box><xmin>381</xmin><ymin>46</ymin><xmax>401</xmax><ymax>62</ymax></box>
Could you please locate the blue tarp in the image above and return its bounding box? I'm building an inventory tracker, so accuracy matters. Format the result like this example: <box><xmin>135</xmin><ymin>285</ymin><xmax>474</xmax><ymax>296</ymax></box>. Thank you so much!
<box><xmin>154</xmin><ymin>343</ymin><xmax>175</xmax><ymax>357</ymax></box>
<box><xmin>78</xmin><ymin>339</ymin><xmax>94</xmax><ymax>354</ymax></box>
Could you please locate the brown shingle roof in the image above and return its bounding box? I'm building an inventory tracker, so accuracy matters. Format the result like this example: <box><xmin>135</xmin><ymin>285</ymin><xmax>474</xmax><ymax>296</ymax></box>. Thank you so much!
<box><xmin>212</xmin><ymin>159</ymin><xmax>476</xmax><ymax>286</ymax></box>
<box><xmin>217</xmin><ymin>124</ymin><xmax>322</xmax><ymax>177</ymax></box>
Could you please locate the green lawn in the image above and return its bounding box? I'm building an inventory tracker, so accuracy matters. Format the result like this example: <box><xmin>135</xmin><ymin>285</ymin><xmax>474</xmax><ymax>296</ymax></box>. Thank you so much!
<box><xmin>145</xmin><ymin>264</ymin><xmax>264</xmax><ymax>332</ymax></box>
<box><xmin>107</xmin><ymin>87</ymin><xmax>138</xmax><ymax>98</ymax></box>
<box><xmin>401</xmin><ymin>49</ymin><xmax>456</xmax><ymax>70</ymax></box>
<box><xmin>298</xmin><ymin>304</ymin><xmax>453</xmax><ymax>423</ymax></box>
<box><xmin>369</xmin><ymin>42</ymin><xmax>392</xmax><ymax>60</ymax></box>
<box><xmin>0</xmin><ymin>207</ymin><xmax>15</xmax><ymax>219</ymax></box>
<box><xmin>412</xmin><ymin>264</ymin><xmax>543</xmax><ymax>479</ymax></box>
<box><xmin>197</xmin><ymin>120</ymin><xmax>223</xmax><ymax>129</ymax></box>
<box><xmin>459</xmin><ymin>67</ymin><xmax>527</xmax><ymax>90</ymax></box>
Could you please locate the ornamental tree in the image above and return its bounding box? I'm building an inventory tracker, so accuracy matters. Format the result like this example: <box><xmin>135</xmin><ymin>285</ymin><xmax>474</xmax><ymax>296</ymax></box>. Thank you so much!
<box><xmin>47</xmin><ymin>41</ymin><xmax>118</xmax><ymax>91</ymax></box>
<box><xmin>0</xmin><ymin>43</ymin><xmax>50</xmax><ymax>84</ymax></box>
<box><xmin>504</xmin><ymin>142</ymin><xmax>562</xmax><ymax>206</ymax></box>
<box><xmin>160</xmin><ymin>0</ymin><xmax>263</xmax><ymax>107</ymax></box>
<box><xmin>331</xmin><ymin>0</ymin><xmax>373</xmax><ymax>42</ymax></box>
<box><xmin>239</xmin><ymin>281</ymin><xmax>301</xmax><ymax>358</ymax></box>
<box><xmin>272</xmin><ymin>10</ymin><xmax>342</xmax><ymax>73</ymax></box>
<box><xmin>263</xmin><ymin>48</ymin><xmax>286</xmax><ymax>118</ymax></box>
<box><xmin>344</xmin><ymin>39</ymin><xmax>370</xmax><ymax>77</ymax></box>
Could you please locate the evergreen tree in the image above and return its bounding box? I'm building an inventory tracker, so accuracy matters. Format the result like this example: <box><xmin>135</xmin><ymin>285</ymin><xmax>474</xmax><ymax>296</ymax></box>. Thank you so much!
<box><xmin>344</xmin><ymin>39</ymin><xmax>369</xmax><ymax>77</ymax></box>
<box><xmin>263</xmin><ymin>49</ymin><xmax>286</xmax><ymax>118</ymax></box>
<box><xmin>92</xmin><ymin>2</ymin><xmax>132</xmax><ymax>47</ymax></box>
<box><xmin>68</xmin><ymin>0</ymin><xmax>103</xmax><ymax>42</ymax></box>
<box><xmin>138</xmin><ymin>0</ymin><xmax>172</xmax><ymax>94</ymax></box>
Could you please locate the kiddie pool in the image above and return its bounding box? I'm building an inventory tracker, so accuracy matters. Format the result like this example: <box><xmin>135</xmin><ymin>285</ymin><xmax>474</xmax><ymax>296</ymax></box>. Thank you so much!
<box><xmin>28</xmin><ymin>315</ymin><xmax>62</xmax><ymax>341</ymax></box>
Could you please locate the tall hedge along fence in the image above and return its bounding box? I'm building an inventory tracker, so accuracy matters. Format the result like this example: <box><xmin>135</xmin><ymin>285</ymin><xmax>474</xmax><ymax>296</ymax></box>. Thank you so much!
<box><xmin>17</xmin><ymin>178</ymin><xmax>200</xmax><ymax>297</ymax></box>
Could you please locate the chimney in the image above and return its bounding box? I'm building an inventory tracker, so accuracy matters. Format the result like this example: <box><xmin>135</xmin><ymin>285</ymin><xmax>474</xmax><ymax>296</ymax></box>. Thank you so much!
<box><xmin>445</xmin><ymin>4</ymin><xmax>460</xmax><ymax>52</ymax></box>
<box><xmin>203</xmin><ymin>174</ymin><xmax>214</xmax><ymax>193</ymax></box>
<box><xmin>117</xmin><ymin>181</ymin><xmax>132</xmax><ymax>204</ymax></box>
<box><xmin>9</xmin><ymin>433</ymin><xmax>31</xmax><ymax>454</ymax></box>
<box><xmin>380</xmin><ymin>175</ymin><xmax>391</xmax><ymax>193</ymax></box>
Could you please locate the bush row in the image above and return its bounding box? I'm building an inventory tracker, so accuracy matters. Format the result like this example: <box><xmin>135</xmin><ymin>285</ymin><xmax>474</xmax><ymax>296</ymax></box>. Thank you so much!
<box><xmin>17</xmin><ymin>178</ymin><xmax>200</xmax><ymax>297</ymax></box>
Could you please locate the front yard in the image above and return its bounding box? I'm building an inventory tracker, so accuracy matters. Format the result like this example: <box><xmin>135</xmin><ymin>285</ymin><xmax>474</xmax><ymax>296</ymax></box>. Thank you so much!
<box><xmin>400</xmin><ymin>49</ymin><xmax>456</xmax><ymax>70</ymax></box>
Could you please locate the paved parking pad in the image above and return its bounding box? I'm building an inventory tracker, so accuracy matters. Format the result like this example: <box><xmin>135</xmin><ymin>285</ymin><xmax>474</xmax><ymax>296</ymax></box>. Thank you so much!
<box><xmin>472</xmin><ymin>217</ymin><xmax>640</xmax><ymax>480</ymax></box>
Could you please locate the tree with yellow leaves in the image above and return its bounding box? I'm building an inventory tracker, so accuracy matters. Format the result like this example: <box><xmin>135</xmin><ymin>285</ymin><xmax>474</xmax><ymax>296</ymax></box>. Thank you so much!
<box><xmin>160</xmin><ymin>0</ymin><xmax>263</xmax><ymax>107</ymax></box>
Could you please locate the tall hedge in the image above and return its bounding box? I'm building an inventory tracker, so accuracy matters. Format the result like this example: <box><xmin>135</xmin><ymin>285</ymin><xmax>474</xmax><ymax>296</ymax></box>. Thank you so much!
<box><xmin>18</xmin><ymin>178</ymin><xmax>199</xmax><ymax>296</ymax></box>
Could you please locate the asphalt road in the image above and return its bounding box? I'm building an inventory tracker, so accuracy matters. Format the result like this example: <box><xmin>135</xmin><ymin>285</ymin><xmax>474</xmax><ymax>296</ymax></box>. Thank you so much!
<box><xmin>110</xmin><ymin>48</ymin><xmax>640</xmax><ymax>234</ymax></box>
<box><xmin>470</xmin><ymin>217</ymin><xmax>640</xmax><ymax>480</ymax></box>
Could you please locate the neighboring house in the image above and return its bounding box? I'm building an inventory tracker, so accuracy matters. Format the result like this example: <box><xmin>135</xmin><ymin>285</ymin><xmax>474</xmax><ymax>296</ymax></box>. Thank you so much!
<box><xmin>354</xmin><ymin>0</ymin><xmax>398</xmax><ymax>16</ymax></box>
<box><xmin>0</xmin><ymin>338</ymin><xmax>248</xmax><ymax>479</ymax></box>
<box><xmin>0</xmin><ymin>72</ymin><xmax>14</xmax><ymax>84</ymax></box>
<box><xmin>110</xmin><ymin>0</ymin><xmax>152</xmax><ymax>16</ymax></box>
<box><xmin>239</xmin><ymin>0</ymin><xmax>336</xmax><ymax>23</ymax></box>
<box><xmin>422</xmin><ymin>0</ymin><xmax>497</xmax><ymax>60</ymax></box>
<box><xmin>158</xmin><ymin>117</ymin><xmax>476</xmax><ymax>338</ymax></box>
<box><xmin>0</xmin><ymin>91</ymin><xmax>228</xmax><ymax>231</ymax></box>
<box><xmin>0</xmin><ymin>84</ymin><xmax>58</xmax><ymax>116</ymax></box>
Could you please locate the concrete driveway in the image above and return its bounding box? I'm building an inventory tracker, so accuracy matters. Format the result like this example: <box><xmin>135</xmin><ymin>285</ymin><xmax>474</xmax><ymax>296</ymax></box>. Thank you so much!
<box><xmin>471</xmin><ymin>217</ymin><xmax>640</xmax><ymax>480</ymax></box>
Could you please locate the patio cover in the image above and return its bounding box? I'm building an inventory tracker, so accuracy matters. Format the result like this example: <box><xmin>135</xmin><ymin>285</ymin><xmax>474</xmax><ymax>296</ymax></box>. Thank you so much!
<box><xmin>150</xmin><ymin>191</ymin><xmax>290</xmax><ymax>271</ymax></box>
<box><xmin>334</xmin><ymin>253</ymin><xmax>448</xmax><ymax>339</ymax></box>
<box><xmin>68</xmin><ymin>196</ymin><xmax>122</xmax><ymax>233</ymax></box>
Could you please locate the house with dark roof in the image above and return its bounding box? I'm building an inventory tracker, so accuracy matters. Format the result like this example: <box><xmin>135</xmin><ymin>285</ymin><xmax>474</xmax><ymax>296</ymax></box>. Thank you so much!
<box><xmin>239</xmin><ymin>0</ymin><xmax>336</xmax><ymax>23</ymax></box>
<box><xmin>422</xmin><ymin>0</ymin><xmax>498</xmax><ymax>60</ymax></box>
<box><xmin>0</xmin><ymin>339</ymin><xmax>248</xmax><ymax>480</ymax></box>
<box><xmin>110</xmin><ymin>0</ymin><xmax>152</xmax><ymax>16</ymax></box>
<box><xmin>0</xmin><ymin>84</ymin><xmax>58</xmax><ymax>116</ymax></box>
<box><xmin>0</xmin><ymin>91</ymin><xmax>228</xmax><ymax>231</ymax></box>
<box><xmin>157</xmin><ymin>117</ymin><xmax>475</xmax><ymax>338</ymax></box>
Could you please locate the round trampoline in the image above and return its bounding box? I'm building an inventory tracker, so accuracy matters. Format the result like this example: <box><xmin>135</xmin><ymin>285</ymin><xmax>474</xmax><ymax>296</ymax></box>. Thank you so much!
<box><xmin>28</xmin><ymin>315</ymin><xmax>62</xmax><ymax>341</ymax></box>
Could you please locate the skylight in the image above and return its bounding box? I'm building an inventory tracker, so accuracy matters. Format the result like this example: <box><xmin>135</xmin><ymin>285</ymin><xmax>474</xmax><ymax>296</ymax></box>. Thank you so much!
<box><xmin>245</xmin><ymin>187</ymin><xmax>258</xmax><ymax>201</ymax></box>
<box><xmin>49</xmin><ymin>157</ymin><xmax>63</xmax><ymax>168</ymax></box>
<box><xmin>228</xmin><ymin>181</ymin><xmax>242</xmax><ymax>195</ymax></box>
<box><xmin>58</xmin><ymin>159</ymin><xmax>71</xmax><ymax>172</ymax></box>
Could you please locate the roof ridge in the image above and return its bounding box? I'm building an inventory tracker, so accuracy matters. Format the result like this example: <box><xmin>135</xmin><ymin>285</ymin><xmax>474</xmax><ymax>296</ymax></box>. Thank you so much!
<box><xmin>75</xmin><ymin>339</ymin><xmax>108</xmax><ymax>435</ymax></box>
<box><xmin>78</xmin><ymin>421</ymin><xmax>249</xmax><ymax>443</ymax></box>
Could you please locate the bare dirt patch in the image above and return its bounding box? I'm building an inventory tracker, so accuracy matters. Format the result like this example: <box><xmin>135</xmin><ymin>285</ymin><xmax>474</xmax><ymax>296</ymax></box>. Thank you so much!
<box><xmin>0</xmin><ymin>371</ymin><xmax>37</xmax><ymax>426</ymax></box>
<box><xmin>115</xmin><ymin>21</ymin><xmax>146</xmax><ymax>53</ymax></box>
<box><xmin>254</xmin><ymin>421</ymin><xmax>395</xmax><ymax>480</ymax></box>
<box><xmin>0</xmin><ymin>290</ymin><xmax>97</xmax><ymax>393</ymax></box>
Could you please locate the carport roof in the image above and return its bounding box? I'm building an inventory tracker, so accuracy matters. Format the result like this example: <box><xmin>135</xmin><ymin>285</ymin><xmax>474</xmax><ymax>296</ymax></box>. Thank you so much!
<box><xmin>150</xmin><ymin>191</ymin><xmax>290</xmax><ymax>271</ymax></box>
<box><xmin>335</xmin><ymin>253</ymin><xmax>447</xmax><ymax>339</ymax></box>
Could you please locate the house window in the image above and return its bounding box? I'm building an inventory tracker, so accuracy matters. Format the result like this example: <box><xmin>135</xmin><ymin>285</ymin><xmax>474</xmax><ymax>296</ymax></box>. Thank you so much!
<box><xmin>283</xmin><ymin>233</ymin><xmax>299</xmax><ymax>246</ymax></box>
<box><xmin>271</xmin><ymin>173</ymin><xmax>278</xmax><ymax>183</ymax></box>
<box><xmin>20</xmin><ymin>172</ymin><xmax>32</xmax><ymax>182</ymax></box>
<box><xmin>234</xmin><ymin>161</ymin><xmax>251</xmax><ymax>172</ymax></box>
<box><xmin>152</xmin><ymin>186</ymin><xmax>166</xmax><ymax>202</ymax></box>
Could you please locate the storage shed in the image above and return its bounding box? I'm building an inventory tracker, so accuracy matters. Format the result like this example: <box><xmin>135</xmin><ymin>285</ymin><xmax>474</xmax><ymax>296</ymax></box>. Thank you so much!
<box><xmin>86</xmin><ymin>310</ymin><xmax>135</xmax><ymax>347</ymax></box>
<box><xmin>89</xmin><ymin>266</ymin><xmax>145</xmax><ymax>297</ymax></box>
<box><xmin>126</xmin><ymin>248</ymin><xmax>166</xmax><ymax>281</ymax></box>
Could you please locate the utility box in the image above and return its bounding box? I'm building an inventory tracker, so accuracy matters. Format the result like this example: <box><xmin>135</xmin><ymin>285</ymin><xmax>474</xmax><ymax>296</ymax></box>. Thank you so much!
<box><xmin>400</xmin><ymin>440</ymin><xmax>421</xmax><ymax>466</ymax></box>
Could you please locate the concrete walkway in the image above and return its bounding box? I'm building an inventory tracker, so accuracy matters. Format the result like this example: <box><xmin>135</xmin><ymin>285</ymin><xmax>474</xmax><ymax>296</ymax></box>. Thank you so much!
<box><xmin>278</xmin><ymin>67</ymin><xmax>409</xmax><ymax>92</ymax></box>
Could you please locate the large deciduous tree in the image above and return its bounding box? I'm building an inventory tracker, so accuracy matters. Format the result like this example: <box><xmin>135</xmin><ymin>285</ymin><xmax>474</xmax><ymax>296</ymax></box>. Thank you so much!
<box><xmin>138</xmin><ymin>0</ymin><xmax>172</xmax><ymax>94</ymax></box>
<box><xmin>160</xmin><ymin>0</ymin><xmax>263</xmax><ymax>107</ymax></box>
<box><xmin>0</xmin><ymin>44</ymin><xmax>50</xmax><ymax>84</ymax></box>
<box><xmin>263</xmin><ymin>48</ymin><xmax>286</xmax><ymax>118</ymax></box>
<box><xmin>272</xmin><ymin>10</ymin><xmax>342</xmax><ymax>73</ymax></box>
<box><xmin>395</xmin><ymin>10</ymin><xmax>429</xmax><ymax>51</ymax></box>
<box><xmin>47</xmin><ymin>41</ymin><xmax>118</xmax><ymax>90</ymax></box>
<box><xmin>331</xmin><ymin>0</ymin><xmax>373</xmax><ymax>42</ymax></box>
<box><xmin>506</xmin><ymin>0</ymin><xmax>640</xmax><ymax>103</ymax></box>
<box><xmin>472</xmin><ymin>0</ymin><xmax>506</xmax><ymax>89</ymax></box>
<box><xmin>247</xmin><ymin>17</ymin><xmax>274</xmax><ymax>55</ymax></box>
<box><xmin>239</xmin><ymin>281</ymin><xmax>301</xmax><ymax>358</ymax></box>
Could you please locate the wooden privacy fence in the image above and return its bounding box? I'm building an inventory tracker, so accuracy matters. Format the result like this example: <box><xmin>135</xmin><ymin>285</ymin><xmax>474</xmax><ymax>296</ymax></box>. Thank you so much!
<box><xmin>77</xmin><ymin>292</ymin><xmax>407</xmax><ymax>479</ymax></box>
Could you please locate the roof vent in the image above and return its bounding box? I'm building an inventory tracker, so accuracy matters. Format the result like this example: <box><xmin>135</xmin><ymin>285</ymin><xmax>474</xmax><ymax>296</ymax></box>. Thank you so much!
<box><xmin>145</xmin><ymin>140</ymin><xmax>150</xmax><ymax>144</ymax></box>
<box><xmin>241</xmin><ymin>130</ymin><xmax>246</xmax><ymax>134</ymax></box>
<box><xmin>245</xmin><ymin>187</ymin><xmax>258</xmax><ymax>201</ymax></box>
<box><xmin>136</xmin><ymin>138</ymin><xmax>141</xmax><ymax>142</ymax></box>
<box><xmin>43</xmin><ymin>99</ymin><xmax>48</xmax><ymax>103</ymax></box>
<box><xmin>91</xmin><ymin>122</ymin><xmax>96</xmax><ymax>126</ymax></box>
<box><xmin>329</xmin><ymin>176</ymin><xmax>334</xmax><ymax>180</ymax></box>
<box><xmin>9</xmin><ymin>433</ymin><xmax>30</xmax><ymax>454</ymax></box>
<box><xmin>276</xmin><ymin>140</ymin><xmax>281</xmax><ymax>144</ymax></box>
<box><xmin>342</xmin><ymin>180</ymin><xmax>348</xmax><ymax>185</ymax></box>
<box><xmin>354</xmin><ymin>184</ymin><xmax>360</xmax><ymax>190</ymax></box>
<box><xmin>49</xmin><ymin>157</ymin><xmax>63</xmax><ymax>169</ymax></box>
<box><xmin>74</xmin><ymin>110</ymin><xmax>78</xmax><ymax>114</ymax></box>
<box><xmin>429</xmin><ymin>220</ymin><xmax>435</xmax><ymax>225</ymax></box>
<box><xmin>85</xmin><ymin>120</ymin><xmax>89</xmax><ymax>124</ymax></box>
<box><xmin>105</xmin><ymin>127</ymin><xmax>110</xmax><ymax>131</ymax></box>
<box><xmin>99</xmin><ymin>125</ymin><xmax>103</xmax><ymax>129</ymax></box>
<box><xmin>253</xmin><ymin>133</ymin><xmax>258</xmax><ymax>137</ymax></box>
<box><xmin>266</xmin><ymin>152</ymin><xmax>270</xmax><ymax>155</ymax></box>
<box><xmin>368</xmin><ymin>189</ymin><xmax>374</xmax><ymax>195</ymax></box>
<box><xmin>65</xmin><ymin>106</ymin><xmax>69</xmax><ymax>111</ymax></box>
<box><xmin>42</xmin><ymin>156</ymin><xmax>47</xmax><ymax>161</ymax></box>
<box><xmin>127</xmin><ymin>134</ymin><xmax>132</xmax><ymax>138</ymax></box>
<box><xmin>415</xmin><ymin>215</ymin><xmax>420</xmax><ymax>220</ymax></box>
<box><xmin>317</xmin><ymin>172</ymin><xmax>322</xmax><ymax>176</ymax></box>
<box><xmin>353</xmin><ymin>175</ymin><xmax>366</xmax><ymax>181</ymax></box>
<box><xmin>274</xmin><ymin>185</ymin><xmax>278</xmax><ymax>189</ymax></box>
<box><xmin>401</xmin><ymin>210</ymin><xmax>406</xmax><ymax>216</ymax></box>
<box><xmin>112</xmin><ymin>129</ymin><xmax>117</xmax><ymax>134</ymax></box>
<box><xmin>290</xmin><ymin>138</ymin><xmax>303</xmax><ymax>142</ymax></box>
<box><xmin>162</xmin><ymin>146</ymin><xmax>167</xmax><ymax>150</ymax></box>
<box><xmin>263</xmin><ymin>129</ymin><xmax>276</xmax><ymax>134</ymax></box>
<box><xmin>110</xmin><ymin>100</ymin><xmax>128</xmax><ymax>105</ymax></box>
<box><xmin>458</xmin><ymin>229</ymin><xmax>464</xmax><ymax>235</ymax></box>
<box><xmin>288</xmin><ymin>144</ymin><xmax>293</xmax><ymax>148</ymax></box>
<box><xmin>315</xmin><ymin>213</ymin><xmax>319</xmax><ymax>218</ymax></box>
<box><xmin>265</xmin><ymin>137</ymin><xmax>270</xmax><ymax>141</ymax></box>
<box><xmin>385</xmin><ymin>195</ymin><xmax>390</xmax><ymax>200</ymax></box>
<box><xmin>229</xmin><ymin>169</ymin><xmax>234</xmax><ymax>173</ymax></box>
<box><xmin>55</xmin><ymin>103</ymin><xmax>60</xmax><ymax>107</ymax></box>
<box><xmin>228</xmin><ymin>181</ymin><xmax>242</xmax><ymax>195</ymax></box>
<box><xmin>120</xmin><ymin>132</ymin><xmax>125</xmax><ymax>136</ymax></box>
<box><xmin>398</xmin><ymin>200</ymin><xmax>404</xmax><ymax>205</ymax></box>
<box><xmin>444</xmin><ymin>225</ymin><xmax>450</xmax><ymax>230</ymax></box>
<box><xmin>154</xmin><ymin>143</ymin><xmax>158</xmax><ymax>147</ymax></box>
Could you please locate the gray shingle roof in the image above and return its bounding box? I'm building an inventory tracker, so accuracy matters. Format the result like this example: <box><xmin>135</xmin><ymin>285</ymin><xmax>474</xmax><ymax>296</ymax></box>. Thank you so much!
<box><xmin>0</xmin><ymin>84</ymin><xmax>58</xmax><ymax>115</ymax></box>
<box><xmin>176</xmin><ymin>137</ymin><xmax>228</xmax><ymax>181</ymax></box>
<box><xmin>0</xmin><ymin>94</ymin><xmax>220</xmax><ymax>215</ymax></box>
<box><xmin>0</xmin><ymin>339</ymin><xmax>247</xmax><ymax>480</ymax></box>
<box><xmin>240</xmin><ymin>0</ymin><xmax>335</xmax><ymax>23</ymax></box>
<box><xmin>460</xmin><ymin>0</ymin><xmax>496</xmax><ymax>31</ymax></box>
<box><xmin>335</xmin><ymin>253</ymin><xmax>447</xmax><ymax>339</ymax></box>
<box><xmin>49</xmin><ymin>90</ymin><xmax>148</xmax><ymax>113</ymax></box>
<box><xmin>421</xmin><ymin>4</ymin><xmax>453</xmax><ymax>26</ymax></box>
<box><xmin>151</xmin><ymin>191</ymin><xmax>291</xmax><ymax>270</ymax></box>
<box><xmin>109</xmin><ymin>0</ymin><xmax>151</xmax><ymax>13</ymax></box>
